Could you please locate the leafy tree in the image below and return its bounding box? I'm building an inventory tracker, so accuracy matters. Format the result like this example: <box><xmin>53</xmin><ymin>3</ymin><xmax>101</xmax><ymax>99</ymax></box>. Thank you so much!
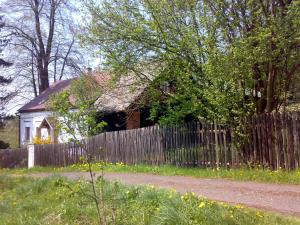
<box><xmin>48</xmin><ymin>75</ymin><xmax>107</xmax><ymax>141</ymax></box>
<box><xmin>82</xmin><ymin>0</ymin><xmax>300</xmax><ymax>126</ymax></box>
<box><xmin>207</xmin><ymin>0</ymin><xmax>300</xmax><ymax>113</ymax></box>
<box><xmin>47</xmin><ymin>74</ymin><xmax>107</xmax><ymax>225</ymax></box>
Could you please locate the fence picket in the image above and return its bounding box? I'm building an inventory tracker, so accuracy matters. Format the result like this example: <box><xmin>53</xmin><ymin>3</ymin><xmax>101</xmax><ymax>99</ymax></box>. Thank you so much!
<box><xmin>4</xmin><ymin>112</ymin><xmax>296</xmax><ymax>170</ymax></box>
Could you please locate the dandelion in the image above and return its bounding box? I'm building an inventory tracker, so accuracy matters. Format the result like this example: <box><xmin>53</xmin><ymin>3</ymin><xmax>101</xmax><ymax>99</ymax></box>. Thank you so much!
<box><xmin>256</xmin><ymin>212</ymin><xmax>263</xmax><ymax>218</ymax></box>
<box><xmin>235</xmin><ymin>204</ymin><xmax>244</xmax><ymax>209</ymax></box>
<box><xmin>198</xmin><ymin>202</ymin><xmax>206</xmax><ymax>208</ymax></box>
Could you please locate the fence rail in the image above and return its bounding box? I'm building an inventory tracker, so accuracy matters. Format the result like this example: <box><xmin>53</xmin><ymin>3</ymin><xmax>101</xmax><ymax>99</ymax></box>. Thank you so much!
<box><xmin>0</xmin><ymin>148</ymin><xmax>27</xmax><ymax>168</ymax></box>
<box><xmin>244</xmin><ymin>112</ymin><xmax>300</xmax><ymax>170</ymax></box>
<box><xmin>12</xmin><ymin>112</ymin><xmax>300</xmax><ymax>170</ymax></box>
<box><xmin>34</xmin><ymin>121</ymin><xmax>239</xmax><ymax>168</ymax></box>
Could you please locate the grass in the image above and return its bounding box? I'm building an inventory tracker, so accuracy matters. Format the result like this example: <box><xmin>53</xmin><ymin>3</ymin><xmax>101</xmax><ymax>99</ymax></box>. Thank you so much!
<box><xmin>0</xmin><ymin>174</ymin><xmax>299</xmax><ymax>225</ymax></box>
<box><xmin>2</xmin><ymin>163</ymin><xmax>300</xmax><ymax>184</ymax></box>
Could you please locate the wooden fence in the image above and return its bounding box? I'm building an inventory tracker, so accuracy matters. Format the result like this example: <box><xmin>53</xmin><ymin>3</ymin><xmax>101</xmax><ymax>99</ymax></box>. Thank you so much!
<box><xmin>0</xmin><ymin>148</ymin><xmax>27</xmax><ymax>168</ymax></box>
<box><xmin>244</xmin><ymin>112</ymin><xmax>300</xmax><ymax>170</ymax></box>
<box><xmin>32</xmin><ymin>112</ymin><xmax>300</xmax><ymax>170</ymax></box>
<box><xmin>34</xmin><ymin>121</ymin><xmax>239</xmax><ymax>168</ymax></box>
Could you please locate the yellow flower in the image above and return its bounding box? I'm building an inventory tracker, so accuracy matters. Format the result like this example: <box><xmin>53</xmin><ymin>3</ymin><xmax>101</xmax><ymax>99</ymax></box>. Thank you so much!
<box><xmin>198</xmin><ymin>202</ymin><xmax>206</xmax><ymax>208</ymax></box>
<box><xmin>236</xmin><ymin>204</ymin><xmax>244</xmax><ymax>209</ymax></box>
<box><xmin>256</xmin><ymin>212</ymin><xmax>263</xmax><ymax>218</ymax></box>
<box><xmin>171</xmin><ymin>188</ymin><xmax>177</xmax><ymax>193</ymax></box>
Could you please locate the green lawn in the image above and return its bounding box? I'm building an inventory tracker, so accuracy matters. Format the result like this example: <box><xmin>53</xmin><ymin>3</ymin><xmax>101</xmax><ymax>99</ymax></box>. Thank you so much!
<box><xmin>0</xmin><ymin>175</ymin><xmax>299</xmax><ymax>225</ymax></box>
<box><xmin>2</xmin><ymin>163</ymin><xmax>300</xmax><ymax>184</ymax></box>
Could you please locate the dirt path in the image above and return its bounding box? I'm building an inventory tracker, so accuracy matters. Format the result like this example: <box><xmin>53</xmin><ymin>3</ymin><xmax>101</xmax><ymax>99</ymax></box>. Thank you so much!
<box><xmin>28</xmin><ymin>172</ymin><xmax>300</xmax><ymax>218</ymax></box>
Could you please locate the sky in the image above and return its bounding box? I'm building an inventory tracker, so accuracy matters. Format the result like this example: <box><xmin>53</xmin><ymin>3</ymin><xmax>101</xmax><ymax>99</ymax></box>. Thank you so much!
<box><xmin>0</xmin><ymin>0</ymin><xmax>101</xmax><ymax>115</ymax></box>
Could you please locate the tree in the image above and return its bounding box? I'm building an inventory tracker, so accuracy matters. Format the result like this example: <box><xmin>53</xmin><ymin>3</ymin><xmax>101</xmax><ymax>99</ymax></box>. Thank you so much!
<box><xmin>81</xmin><ymin>0</ymin><xmax>246</xmax><ymax>125</ymax></box>
<box><xmin>82</xmin><ymin>0</ymin><xmax>300</xmax><ymax>126</ymax></box>
<box><xmin>48</xmin><ymin>75</ymin><xmax>107</xmax><ymax>141</ymax></box>
<box><xmin>1</xmin><ymin>0</ymin><xmax>84</xmax><ymax>98</ymax></box>
<box><xmin>0</xmin><ymin>16</ymin><xmax>14</xmax><ymax>114</ymax></box>
<box><xmin>206</xmin><ymin>0</ymin><xmax>300</xmax><ymax>113</ymax></box>
<box><xmin>48</xmin><ymin>75</ymin><xmax>107</xmax><ymax>225</ymax></box>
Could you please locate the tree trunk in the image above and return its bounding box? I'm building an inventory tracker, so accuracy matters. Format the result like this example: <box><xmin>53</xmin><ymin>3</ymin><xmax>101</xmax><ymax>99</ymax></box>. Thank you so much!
<box><xmin>266</xmin><ymin>65</ymin><xmax>276</xmax><ymax>113</ymax></box>
<box><xmin>39</xmin><ymin>68</ymin><xmax>49</xmax><ymax>94</ymax></box>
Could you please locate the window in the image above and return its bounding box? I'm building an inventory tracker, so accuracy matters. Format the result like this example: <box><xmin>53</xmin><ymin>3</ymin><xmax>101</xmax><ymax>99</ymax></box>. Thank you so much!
<box><xmin>36</xmin><ymin>127</ymin><xmax>41</xmax><ymax>138</ymax></box>
<box><xmin>25</xmin><ymin>127</ymin><xmax>30</xmax><ymax>141</ymax></box>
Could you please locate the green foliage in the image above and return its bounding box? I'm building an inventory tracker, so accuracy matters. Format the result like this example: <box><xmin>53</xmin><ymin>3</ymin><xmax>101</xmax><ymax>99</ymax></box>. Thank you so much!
<box><xmin>48</xmin><ymin>76</ymin><xmax>107</xmax><ymax>141</ymax></box>
<box><xmin>82</xmin><ymin>0</ymin><xmax>300</xmax><ymax>128</ymax></box>
<box><xmin>0</xmin><ymin>175</ymin><xmax>299</xmax><ymax>224</ymax></box>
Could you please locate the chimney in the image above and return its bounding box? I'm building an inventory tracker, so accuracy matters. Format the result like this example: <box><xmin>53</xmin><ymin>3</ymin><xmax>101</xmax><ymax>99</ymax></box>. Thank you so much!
<box><xmin>87</xmin><ymin>67</ymin><xmax>92</xmax><ymax>74</ymax></box>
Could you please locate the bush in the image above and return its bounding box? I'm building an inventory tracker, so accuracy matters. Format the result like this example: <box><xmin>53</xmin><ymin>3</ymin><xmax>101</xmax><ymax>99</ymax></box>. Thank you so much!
<box><xmin>0</xmin><ymin>140</ymin><xmax>10</xmax><ymax>149</ymax></box>
<box><xmin>32</xmin><ymin>136</ymin><xmax>51</xmax><ymax>145</ymax></box>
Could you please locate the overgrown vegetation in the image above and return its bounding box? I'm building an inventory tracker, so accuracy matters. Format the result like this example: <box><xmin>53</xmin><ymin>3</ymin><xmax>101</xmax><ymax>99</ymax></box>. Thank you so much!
<box><xmin>3</xmin><ymin>163</ymin><xmax>300</xmax><ymax>185</ymax></box>
<box><xmin>48</xmin><ymin>75</ymin><xmax>109</xmax><ymax>224</ymax></box>
<box><xmin>48</xmin><ymin>75</ymin><xmax>107</xmax><ymax>140</ymax></box>
<box><xmin>83</xmin><ymin>0</ymin><xmax>300</xmax><ymax>127</ymax></box>
<box><xmin>0</xmin><ymin>175</ymin><xmax>299</xmax><ymax>225</ymax></box>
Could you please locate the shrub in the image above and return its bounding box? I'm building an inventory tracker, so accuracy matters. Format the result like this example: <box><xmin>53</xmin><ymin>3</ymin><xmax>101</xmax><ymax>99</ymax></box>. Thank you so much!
<box><xmin>32</xmin><ymin>136</ymin><xmax>51</xmax><ymax>145</ymax></box>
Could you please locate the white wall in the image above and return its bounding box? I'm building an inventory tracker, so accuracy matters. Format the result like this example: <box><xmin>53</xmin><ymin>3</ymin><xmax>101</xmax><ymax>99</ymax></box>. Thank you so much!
<box><xmin>19</xmin><ymin>111</ymin><xmax>83</xmax><ymax>146</ymax></box>
<box><xmin>20</xmin><ymin>111</ymin><xmax>52</xmax><ymax>146</ymax></box>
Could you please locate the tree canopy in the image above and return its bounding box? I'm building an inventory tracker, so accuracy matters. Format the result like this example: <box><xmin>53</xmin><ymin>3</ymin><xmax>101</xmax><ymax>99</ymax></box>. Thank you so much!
<box><xmin>48</xmin><ymin>75</ymin><xmax>107</xmax><ymax>142</ymax></box>
<box><xmin>83</xmin><ymin>0</ymin><xmax>300</xmax><ymax>125</ymax></box>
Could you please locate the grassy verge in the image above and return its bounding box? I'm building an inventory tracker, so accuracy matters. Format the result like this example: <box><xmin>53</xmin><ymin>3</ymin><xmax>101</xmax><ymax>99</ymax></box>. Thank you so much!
<box><xmin>1</xmin><ymin>163</ymin><xmax>300</xmax><ymax>184</ymax></box>
<box><xmin>0</xmin><ymin>175</ymin><xmax>299</xmax><ymax>225</ymax></box>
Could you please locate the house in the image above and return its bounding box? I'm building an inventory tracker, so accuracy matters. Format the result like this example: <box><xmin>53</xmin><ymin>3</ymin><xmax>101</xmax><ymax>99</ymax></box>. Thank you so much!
<box><xmin>18</xmin><ymin>79</ymin><xmax>73</xmax><ymax>146</ymax></box>
<box><xmin>18</xmin><ymin>72</ymin><xmax>155</xmax><ymax>146</ymax></box>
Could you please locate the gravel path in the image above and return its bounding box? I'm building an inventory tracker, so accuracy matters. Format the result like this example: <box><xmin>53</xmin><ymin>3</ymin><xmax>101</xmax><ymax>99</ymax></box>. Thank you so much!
<box><xmin>28</xmin><ymin>172</ymin><xmax>300</xmax><ymax>218</ymax></box>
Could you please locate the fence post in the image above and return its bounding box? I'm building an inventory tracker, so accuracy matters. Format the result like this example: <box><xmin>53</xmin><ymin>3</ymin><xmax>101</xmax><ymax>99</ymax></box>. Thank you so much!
<box><xmin>27</xmin><ymin>144</ymin><xmax>35</xmax><ymax>168</ymax></box>
<box><xmin>214</xmin><ymin>120</ymin><xmax>220</xmax><ymax>169</ymax></box>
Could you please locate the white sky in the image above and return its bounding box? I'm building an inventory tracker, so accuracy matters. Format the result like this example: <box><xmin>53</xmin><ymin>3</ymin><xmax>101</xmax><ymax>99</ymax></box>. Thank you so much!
<box><xmin>0</xmin><ymin>0</ymin><xmax>102</xmax><ymax>115</ymax></box>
